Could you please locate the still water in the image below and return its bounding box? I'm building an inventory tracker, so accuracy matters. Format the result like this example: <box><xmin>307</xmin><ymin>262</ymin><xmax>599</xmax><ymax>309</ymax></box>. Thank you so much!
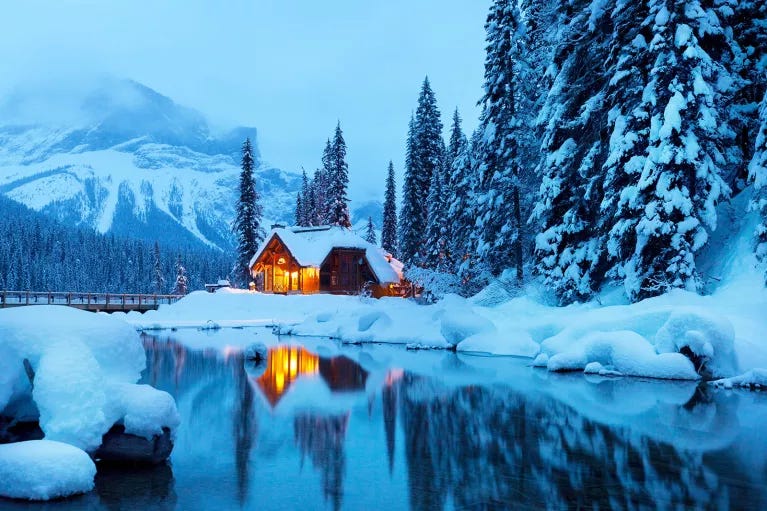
<box><xmin>6</xmin><ymin>328</ymin><xmax>767</xmax><ymax>510</ymax></box>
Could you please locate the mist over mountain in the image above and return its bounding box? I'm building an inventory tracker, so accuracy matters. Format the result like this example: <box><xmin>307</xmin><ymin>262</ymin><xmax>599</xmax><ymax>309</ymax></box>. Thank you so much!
<box><xmin>0</xmin><ymin>78</ymin><xmax>301</xmax><ymax>251</ymax></box>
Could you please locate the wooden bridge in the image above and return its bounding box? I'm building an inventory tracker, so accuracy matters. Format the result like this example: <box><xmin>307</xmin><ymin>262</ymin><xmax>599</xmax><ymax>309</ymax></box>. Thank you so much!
<box><xmin>0</xmin><ymin>291</ymin><xmax>183</xmax><ymax>313</ymax></box>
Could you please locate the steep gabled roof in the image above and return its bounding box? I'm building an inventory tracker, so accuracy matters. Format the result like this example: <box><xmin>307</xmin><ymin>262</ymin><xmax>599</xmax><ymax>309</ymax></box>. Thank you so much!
<box><xmin>249</xmin><ymin>225</ymin><xmax>403</xmax><ymax>284</ymax></box>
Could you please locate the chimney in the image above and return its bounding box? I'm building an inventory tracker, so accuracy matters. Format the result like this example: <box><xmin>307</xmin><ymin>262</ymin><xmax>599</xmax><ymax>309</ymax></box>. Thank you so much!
<box><xmin>271</xmin><ymin>223</ymin><xmax>287</xmax><ymax>230</ymax></box>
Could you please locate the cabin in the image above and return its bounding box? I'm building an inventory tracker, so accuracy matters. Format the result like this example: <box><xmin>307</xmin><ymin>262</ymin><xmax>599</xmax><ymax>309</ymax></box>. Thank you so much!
<box><xmin>248</xmin><ymin>225</ymin><xmax>404</xmax><ymax>297</ymax></box>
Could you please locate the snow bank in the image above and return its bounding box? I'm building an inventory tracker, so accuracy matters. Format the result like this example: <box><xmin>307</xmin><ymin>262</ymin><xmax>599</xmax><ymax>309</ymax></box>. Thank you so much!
<box><xmin>0</xmin><ymin>306</ymin><xmax>178</xmax><ymax>452</ymax></box>
<box><xmin>711</xmin><ymin>369</ymin><xmax>767</xmax><ymax>389</ymax></box>
<box><xmin>546</xmin><ymin>331</ymin><xmax>699</xmax><ymax>380</ymax></box>
<box><xmin>457</xmin><ymin>330</ymin><xmax>540</xmax><ymax>357</ymax></box>
<box><xmin>0</xmin><ymin>440</ymin><xmax>96</xmax><ymax>500</ymax></box>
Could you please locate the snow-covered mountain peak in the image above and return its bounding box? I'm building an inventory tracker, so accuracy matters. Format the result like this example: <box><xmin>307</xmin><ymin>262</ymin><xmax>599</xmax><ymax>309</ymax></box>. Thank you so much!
<box><xmin>0</xmin><ymin>78</ymin><xmax>299</xmax><ymax>250</ymax></box>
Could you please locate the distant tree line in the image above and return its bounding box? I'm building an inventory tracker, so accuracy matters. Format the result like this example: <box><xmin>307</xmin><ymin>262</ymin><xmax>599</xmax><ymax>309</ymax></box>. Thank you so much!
<box><xmin>0</xmin><ymin>195</ymin><xmax>232</xmax><ymax>293</ymax></box>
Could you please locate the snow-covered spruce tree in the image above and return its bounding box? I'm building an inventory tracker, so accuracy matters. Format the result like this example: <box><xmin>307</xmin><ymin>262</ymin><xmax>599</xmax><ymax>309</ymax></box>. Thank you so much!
<box><xmin>449</xmin><ymin>129</ymin><xmax>480</xmax><ymax>284</ymax></box>
<box><xmin>173</xmin><ymin>254</ymin><xmax>188</xmax><ymax>295</ymax></box>
<box><xmin>233</xmin><ymin>138</ymin><xmax>265</xmax><ymax>286</ymax></box>
<box><xmin>624</xmin><ymin>0</ymin><xmax>734</xmax><ymax>300</ymax></box>
<box><xmin>424</xmin><ymin>161</ymin><xmax>450</xmax><ymax>271</ymax></box>
<box><xmin>365</xmin><ymin>216</ymin><xmax>377</xmax><ymax>245</ymax></box>
<box><xmin>294</xmin><ymin>192</ymin><xmax>304</xmax><ymax>226</ymax></box>
<box><xmin>299</xmin><ymin>169</ymin><xmax>312</xmax><ymax>226</ymax></box>
<box><xmin>599</xmin><ymin>0</ymin><xmax>652</xmax><ymax>290</ymax></box>
<box><xmin>400</xmin><ymin>78</ymin><xmax>444</xmax><ymax>265</ymax></box>
<box><xmin>327</xmin><ymin>124</ymin><xmax>352</xmax><ymax>228</ymax></box>
<box><xmin>307</xmin><ymin>174</ymin><xmax>319</xmax><ymax>226</ymax></box>
<box><xmin>749</xmin><ymin>91</ymin><xmax>767</xmax><ymax>278</ymax></box>
<box><xmin>471</xmin><ymin>0</ymin><xmax>526</xmax><ymax>282</ymax></box>
<box><xmin>443</xmin><ymin>109</ymin><xmax>468</xmax><ymax>261</ymax></box>
<box><xmin>399</xmin><ymin>115</ymin><xmax>420</xmax><ymax>263</ymax></box>
<box><xmin>382</xmin><ymin>161</ymin><xmax>398</xmax><ymax>256</ymax></box>
<box><xmin>152</xmin><ymin>240</ymin><xmax>165</xmax><ymax>294</ymax></box>
<box><xmin>312</xmin><ymin>168</ymin><xmax>329</xmax><ymax>226</ymax></box>
<box><xmin>532</xmin><ymin>1</ymin><xmax>612</xmax><ymax>304</ymax></box>
<box><xmin>728</xmin><ymin>0</ymin><xmax>767</xmax><ymax>192</ymax></box>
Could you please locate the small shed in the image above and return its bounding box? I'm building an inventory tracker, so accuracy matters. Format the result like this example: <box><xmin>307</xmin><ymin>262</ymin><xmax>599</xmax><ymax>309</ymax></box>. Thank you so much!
<box><xmin>248</xmin><ymin>225</ymin><xmax>404</xmax><ymax>297</ymax></box>
<box><xmin>204</xmin><ymin>279</ymin><xmax>231</xmax><ymax>293</ymax></box>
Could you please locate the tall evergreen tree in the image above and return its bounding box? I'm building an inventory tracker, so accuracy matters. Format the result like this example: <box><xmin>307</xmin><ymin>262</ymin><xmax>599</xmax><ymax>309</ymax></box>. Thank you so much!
<box><xmin>327</xmin><ymin>123</ymin><xmax>352</xmax><ymax>228</ymax></box>
<box><xmin>532</xmin><ymin>1</ymin><xmax>612</xmax><ymax>304</ymax></box>
<box><xmin>449</xmin><ymin>130</ymin><xmax>480</xmax><ymax>283</ymax></box>
<box><xmin>749</xmin><ymin>90</ymin><xmax>767</xmax><ymax>280</ymax></box>
<box><xmin>233</xmin><ymin>138</ymin><xmax>265</xmax><ymax>285</ymax></box>
<box><xmin>623</xmin><ymin>0</ymin><xmax>734</xmax><ymax>299</ymax></box>
<box><xmin>294</xmin><ymin>192</ymin><xmax>304</xmax><ymax>226</ymax></box>
<box><xmin>365</xmin><ymin>216</ymin><xmax>377</xmax><ymax>245</ymax></box>
<box><xmin>599</xmin><ymin>0</ymin><xmax>652</xmax><ymax>292</ymax></box>
<box><xmin>300</xmin><ymin>169</ymin><xmax>312</xmax><ymax>226</ymax></box>
<box><xmin>399</xmin><ymin>78</ymin><xmax>444</xmax><ymax>264</ymax></box>
<box><xmin>382</xmin><ymin>161</ymin><xmax>398</xmax><ymax>256</ymax></box>
<box><xmin>399</xmin><ymin>114</ymin><xmax>420</xmax><ymax>263</ymax></box>
<box><xmin>424</xmin><ymin>164</ymin><xmax>449</xmax><ymax>271</ymax></box>
<box><xmin>152</xmin><ymin>240</ymin><xmax>165</xmax><ymax>294</ymax></box>
<box><xmin>472</xmin><ymin>0</ymin><xmax>525</xmax><ymax>282</ymax></box>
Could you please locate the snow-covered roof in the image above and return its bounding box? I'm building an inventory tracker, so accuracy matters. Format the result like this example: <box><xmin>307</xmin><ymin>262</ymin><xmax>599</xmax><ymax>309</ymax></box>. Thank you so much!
<box><xmin>249</xmin><ymin>226</ymin><xmax>403</xmax><ymax>284</ymax></box>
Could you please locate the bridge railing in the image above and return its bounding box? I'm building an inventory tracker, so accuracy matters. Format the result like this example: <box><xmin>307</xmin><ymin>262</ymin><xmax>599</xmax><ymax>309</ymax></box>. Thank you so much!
<box><xmin>0</xmin><ymin>291</ymin><xmax>184</xmax><ymax>309</ymax></box>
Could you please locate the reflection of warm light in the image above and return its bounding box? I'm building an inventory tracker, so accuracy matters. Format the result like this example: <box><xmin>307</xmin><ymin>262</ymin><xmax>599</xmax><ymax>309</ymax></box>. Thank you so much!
<box><xmin>254</xmin><ymin>345</ymin><xmax>320</xmax><ymax>407</ymax></box>
<box><xmin>277</xmin><ymin>257</ymin><xmax>286</xmax><ymax>265</ymax></box>
<box><xmin>385</xmin><ymin>368</ymin><xmax>404</xmax><ymax>386</ymax></box>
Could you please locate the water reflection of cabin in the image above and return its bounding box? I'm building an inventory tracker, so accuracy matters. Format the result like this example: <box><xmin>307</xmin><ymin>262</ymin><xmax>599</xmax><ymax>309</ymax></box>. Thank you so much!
<box><xmin>254</xmin><ymin>345</ymin><xmax>369</xmax><ymax>408</ymax></box>
<box><xmin>248</xmin><ymin>225</ymin><xmax>404</xmax><ymax>297</ymax></box>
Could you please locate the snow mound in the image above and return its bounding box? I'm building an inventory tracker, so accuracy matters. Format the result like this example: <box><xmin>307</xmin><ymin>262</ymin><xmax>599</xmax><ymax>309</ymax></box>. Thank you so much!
<box><xmin>105</xmin><ymin>384</ymin><xmax>180</xmax><ymax>441</ymax></box>
<box><xmin>532</xmin><ymin>353</ymin><xmax>549</xmax><ymax>367</ymax></box>
<box><xmin>654</xmin><ymin>309</ymin><xmax>737</xmax><ymax>378</ymax></box>
<box><xmin>0</xmin><ymin>440</ymin><xmax>96</xmax><ymax>500</ymax></box>
<box><xmin>457</xmin><ymin>330</ymin><xmax>540</xmax><ymax>358</ymax></box>
<box><xmin>439</xmin><ymin>308</ymin><xmax>495</xmax><ymax>345</ymax></box>
<box><xmin>0</xmin><ymin>306</ymin><xmax>178</xmax><ymax>452</ymax></box>
<box><xmin>711</xmin><ymin>368</ymin><xmax>767</xmax><ymax>389</ymax></box>
<box><xmin>546</xmin><ymin>331</ymin><xmax>699</xmax><ymax>380</ymax></box>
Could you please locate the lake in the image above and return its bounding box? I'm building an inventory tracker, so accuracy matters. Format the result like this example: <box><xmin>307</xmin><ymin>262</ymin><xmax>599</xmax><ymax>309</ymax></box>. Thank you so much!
<box><xmin>4</xmin><ymin>328</ymin><xmax>767</xmax><ymax>510</ymax></box>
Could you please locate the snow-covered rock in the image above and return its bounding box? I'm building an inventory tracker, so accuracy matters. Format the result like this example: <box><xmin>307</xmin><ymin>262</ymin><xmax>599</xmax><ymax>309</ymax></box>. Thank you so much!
<box><xmin>0</xmin><ymin>306</ymin><xmax>178</xmax><ymax>452</ymax></box>
<box><xmin>0</xmin><ymin>440</ymin><xmax>96</xmax><ymax>500</ymax></box>
<box><xmin>546</xmin><ymin>331</ymin><xmax>699</xmax><ymax>380</ymax></box>
<box><xmin>654</xmin><ymin>309</ymin><xmax>737</xmax><ymax>378</ymax></box>
<box><xmin>711</xmin><ymin>368</ymin><xmax>767</xmax><ymax>389</ymax></box>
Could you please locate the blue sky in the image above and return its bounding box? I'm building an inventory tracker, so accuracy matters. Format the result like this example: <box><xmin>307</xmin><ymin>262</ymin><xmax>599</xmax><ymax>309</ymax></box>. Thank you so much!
<box><xmin>0</xmin><ymin>0</ymin><xmax>490</xmax><ymax>203</ymax></box>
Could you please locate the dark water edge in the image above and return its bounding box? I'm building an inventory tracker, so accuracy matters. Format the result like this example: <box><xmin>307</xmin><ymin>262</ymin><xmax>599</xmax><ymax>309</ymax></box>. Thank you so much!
<box><xmin>3</xmin><ymin>330</ymin><xmax>767</xmax><ymax>510</ymax></box>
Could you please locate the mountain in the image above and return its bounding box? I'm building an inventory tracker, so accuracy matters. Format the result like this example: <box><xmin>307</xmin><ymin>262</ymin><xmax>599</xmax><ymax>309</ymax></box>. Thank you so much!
<box><xmin>0</xmin><ymin>78</ymin><xmax>301</xmax><ymax>251</ymax></box>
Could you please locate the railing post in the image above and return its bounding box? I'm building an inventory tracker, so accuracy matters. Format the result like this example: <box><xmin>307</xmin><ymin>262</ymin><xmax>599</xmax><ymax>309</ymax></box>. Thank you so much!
<box><xmin>122</xmin><ymin>294</ymin><xmax>126</xmax><ymax>311</ymax></box>
<box><xmin>1</xmin><ymin>290</ymin><xmax>5</xmax><ymax>308</ymax></box>
<box><xmin>26</xmin><ymin>291</ymin><xmax>29</xmax><ymax>305</ymax></box>
<box><xmin>67</xmin><ymin>293</ymin><xmax>71</xmax><ymax>306</ymax></box>
<box><xmin>138</xmin><ymin>295</ymin><xmax>142</xmax><ymax>309</ymax></box>
<box><xmin>105</xmin><ymin>293</ymin><xmax>110</xmax><ymax>308</ymax></box>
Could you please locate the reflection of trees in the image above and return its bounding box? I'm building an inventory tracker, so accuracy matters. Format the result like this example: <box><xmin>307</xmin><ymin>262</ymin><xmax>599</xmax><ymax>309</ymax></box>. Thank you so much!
<box><xmin>294</xmin><ymin>414</ymin><xmax>349</xmax><ymax>511</ymax></box>
<box><xmin>232</xmin><ymin>353</ymin><xmax>257</xmax><ymax>505</ymax></box>
<box><xmin>383</xmin><ymin>383</ymin><xmax>397</xmax><ymax>475</ymax></box>
<box><xmin>398</xmin><ymin>375</ymin><xmax>750</xmax><ymax>510</ymax></box>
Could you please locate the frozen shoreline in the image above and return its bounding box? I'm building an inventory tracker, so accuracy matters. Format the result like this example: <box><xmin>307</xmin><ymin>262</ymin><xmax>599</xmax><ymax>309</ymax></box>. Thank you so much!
<box><xmin>120</xmin><ymin>277</ymin><xmax>767</xmax><ymax>382</ymax></box>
